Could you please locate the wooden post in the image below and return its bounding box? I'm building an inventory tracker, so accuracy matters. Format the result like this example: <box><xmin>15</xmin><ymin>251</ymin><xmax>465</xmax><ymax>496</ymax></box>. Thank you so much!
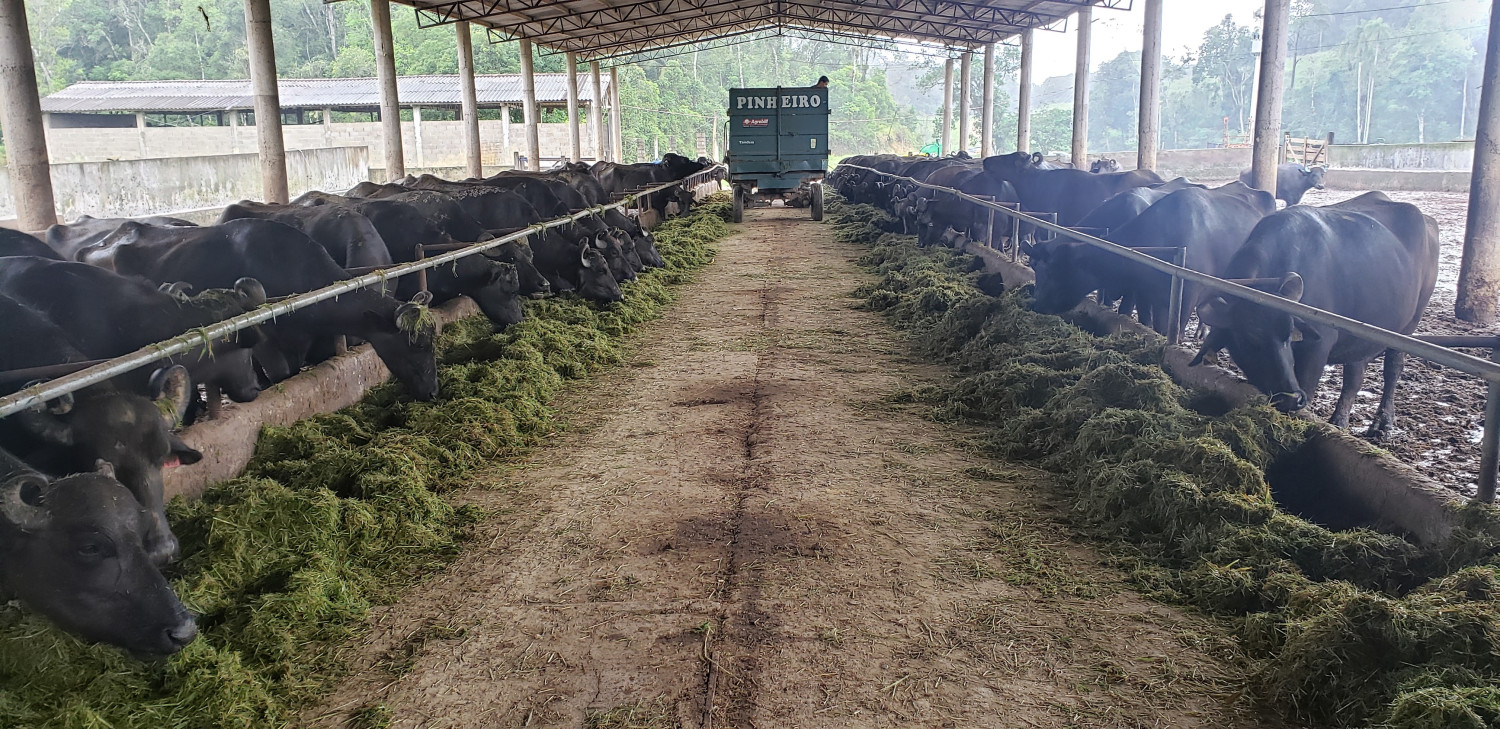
<box><xmin>1071</xmin><ymin>5</ymin><xmax>1092</xmax><ymax>168</ymax></box>
<box><xmin>1457</xmin><ymin>0</ymin><xmax>1500</xmax><ymax>323</ymax></box>
<box><xmin>1137</xmin><ymin>0</ymin><xmax>1164</xmax><ymax>171</ymax></box>
<box><xmin>1250</xmin><ymin>0</ymin><xmax>1290</xmax><ymax>194</ymax></box>
<box><xmin>0</xmin><ymin>0</ymin><xmax>56</xmax><ymax>228</ymax></box>
<box><xmin>981</xmin><ymin>43</ymin><xmax>995</xmax><ymax>157</ymax></box>
<box><xmin>456</xmin><ymin>20</ymin><xmax>483</xmax><ymax>179</ymax></box>
<box><xmin>941</xmin><ymin>58</ymin><xmax>953</xmax><ymax>155</ymax></box>
<box><xmin>1018</xmin><ymin>29</ymin><xmax>1033</xmax><ymax>153</ymax></box>
<box><xmin>520</xmin><ymin>39</ymin><xmax>541</xmax><ymax>171</ymax></box>
<box><xmin>590</xmin><ymin>61</ymin><xmax>605</xmax><ymax>162</ymax></box>
<box><xmin>959</xmin><ymin>52</ymin><xmax>972</xmax><ymax>154</ymax></box>
<box><xmin>565</xmin><ymin>52</ymin><xmax>581</xmax><ymax>163</ymax></box>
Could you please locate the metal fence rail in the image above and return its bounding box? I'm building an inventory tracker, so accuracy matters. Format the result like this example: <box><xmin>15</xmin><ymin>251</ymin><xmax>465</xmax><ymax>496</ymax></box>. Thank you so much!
<box><xmin>838</xmin><ymin>163</ymin><xmax>1500</xmax><ymax>503</ymax></box>
<box><xmin>0</xmin><ymin>165</ymin><xmax>726</xmax><ymax>421</ymax></box>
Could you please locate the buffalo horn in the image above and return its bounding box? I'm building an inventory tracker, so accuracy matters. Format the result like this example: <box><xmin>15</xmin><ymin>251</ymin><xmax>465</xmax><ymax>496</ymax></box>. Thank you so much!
<box><xmin>148</xmin><ymin>365</ymin><xmax>192</xmax><ymax>428</ymax></box>
<box><xmin>409</xmin><ymin>290</ymin><xmax>434</xmax><ymax>307</ymax></box>
<box><xmin>234</xmin><ymin>277</ymin><xmax>268</xmax><ymax>308</ymax></box>
<box><xmin>159</xmin><ymin>281</ymin><xmax>195</xmax><ymax>301</ymax></box>
<box><xmin>1278</xmin><ymin>273</ymin><xmax>1305</xmax><ymax>302</ymax></box>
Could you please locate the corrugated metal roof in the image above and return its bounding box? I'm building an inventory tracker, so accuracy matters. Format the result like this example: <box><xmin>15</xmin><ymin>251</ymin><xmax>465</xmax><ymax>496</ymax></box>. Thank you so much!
<box><xmin>40</xmin><ymin>73</ymin><xmax>607</xmax><ymax>113</ymax></box>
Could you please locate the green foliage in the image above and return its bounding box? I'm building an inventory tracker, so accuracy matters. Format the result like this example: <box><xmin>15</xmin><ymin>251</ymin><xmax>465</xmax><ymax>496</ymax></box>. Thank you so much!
<box><xmin>828</xmin><ymin>194</ymin><xmax>1500</xmax><ymax>729</ymax></box>
<box><xmin>0</xmin><ymin>199</ymin><xmax>732</xmax><ymax>728</ymax></box>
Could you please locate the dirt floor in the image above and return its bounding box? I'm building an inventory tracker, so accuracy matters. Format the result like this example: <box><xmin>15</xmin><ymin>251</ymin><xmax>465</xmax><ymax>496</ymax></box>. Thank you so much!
<box><xmin>303</xmin><ymin>207</ymin><xmax>1276</xmax><ymax>729</ymax></box>
<box><xmin>1186</xmin><ymin>186</ymin><xmax>1489</xmax><ymax>497</ymax></box>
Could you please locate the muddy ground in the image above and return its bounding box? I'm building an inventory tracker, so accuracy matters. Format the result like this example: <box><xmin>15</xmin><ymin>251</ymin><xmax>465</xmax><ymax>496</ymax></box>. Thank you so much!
<box><xmin>1186</xmin><ymin>186</ymin><xmax>1487</xmax><ymax>497</ymax></box>
<box><xmin>304</xmin><ymin>208</ymin><xmax>1281</xmax><ymax>729</ymax></box>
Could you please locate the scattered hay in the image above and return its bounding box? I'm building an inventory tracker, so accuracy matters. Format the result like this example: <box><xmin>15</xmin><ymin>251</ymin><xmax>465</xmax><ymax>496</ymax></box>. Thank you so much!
<box><xmin>584</xmin><ymin>699</ymin><xmax>677</xmax><ymax>729</ymax></box>
<box><xmin>0</xmin><ymin>197</ymin><xmax>732</xmax><ymax>728</ymax></box>
<box><xmin>826</xmin><ymin>194</ymin><xmax>1500</xmax><ymax>729</ymax></box>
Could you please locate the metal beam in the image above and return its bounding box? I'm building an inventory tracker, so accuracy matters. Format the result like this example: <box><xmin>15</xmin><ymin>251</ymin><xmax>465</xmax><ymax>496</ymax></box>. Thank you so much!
<box><xmin>457</xmin><ymin>20</ymin><xmax>484</xmax><ymax>178</ymax></box>
<box><xmin>0</xmin><ymin>0</ymin><xmax>57</xmax><ymax>229</ymax></box>
<box><xmin>372</xmin><ymin>0</ymin><xmax>405</xmax><ymax>179</ymax></box>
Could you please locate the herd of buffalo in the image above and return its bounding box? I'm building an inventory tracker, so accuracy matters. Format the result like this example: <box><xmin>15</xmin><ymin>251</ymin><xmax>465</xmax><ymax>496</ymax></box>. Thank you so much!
<box><xmin>831</xmin><ymin>150</ymin><xmax>1437</xmax><ymax>436</ymax></box>
<box><xmin>0</xmin><ymin>153</ymin><xmax>714</xmax><ymax>657</ymax></box>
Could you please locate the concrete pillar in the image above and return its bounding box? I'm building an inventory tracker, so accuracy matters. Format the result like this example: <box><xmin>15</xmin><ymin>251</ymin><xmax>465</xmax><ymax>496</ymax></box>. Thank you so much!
<box><xmin>959</xmin><ymin>52</ymin><xmax>972</xmax><ymax>154</ymax></box>
<box><xmin>244</xmin><ymin>0</ymin><xmax>288</xmax><ymax>203</ymax></box>
<box><xmin>1456</xmin><ymin>0</ymin><xmax>1500</xmax><ymax>323</ymax></box>
<box><xmin>1137</xmin><ymin>0</ymin><xmax>1164</xmax><ymax>171</ymax></box>
<box><xmin>135</xmin><ymin>111</ymin><xmax>148</xmax><ymax>159</ymax></box>
<box><xmin>565</xmin><ymin>52</ymin><xmax>582</xmax><ymax>163</ymax></box>
<box><xmin>1018</xmin><ymin>30</ymin><xmax>1033</xmax><ymax>153</ymax></box>
<box><xmin>981</xmin><ymin>44</ymin><xmax>995</xmax><ymax>157</ymax></box>
<box><xmin>590</xmin><ymin>62</ymin><xmax>605</xmax><ymax>162</ymax></box>
<box><xmin>230</xmin><ymin>109</ymin><xmax>241</xmax><ymax>154</ymax></box>
<box><xmin>1071</xmin><ymin>5</ymin><xmax>1092</xmax><ymax>167</ymax></box>
<box><xmin>940</xmin><ymin>58</ymin><xmax>954</xmax><ymax>154</ymax></box>
<box><xmin>456</xmin><ymin>20</ymin><xmax>483</xmax><ymax>179</ymax></box>
<box><xmin>1249</xmin><ymin>0</ymin><xmax>1289</xmax><ymax>193</ymax></box>
<box><xmin>412</xmin><ymin>105</ymin><xmax>424</xmax><ymax>168</ymax></box>
<box><xmin>501</xmin><ymin>103</ymin><xmax>511</xmax><ymax>158</ymax></box>
<box><xmin>322</xmin><ymin>106</ymin><xmax>334</xmax><ymax>148</ymax></box>
<box><xmin>520</xmin><ymin>39</ymin><xmax>540</xmax><ymax>171</ymax></box>
<box><xmin>371</xmin><ymin>0</ymin><xmax>404</xmax><ymax>179</ymax></box>
<box><xmin>610</xmin><ymin>66</ymin><xmax>623</xmax><ymax>163</ymax></box>
<box><xmin>0</xmin><ymin>0</ymin><xmax>56</xmax><ymax>228</ymax></box>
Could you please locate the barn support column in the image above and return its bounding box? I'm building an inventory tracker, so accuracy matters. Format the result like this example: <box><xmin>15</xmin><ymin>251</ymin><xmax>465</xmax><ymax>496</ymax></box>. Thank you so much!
<box><xmin>565</xmin><ymin>52</ymin><xmax>582</xmax><ymax>163</ymax></box>
<box><xmin>243</xmin><ymin>0</ymin><xmax>288</xmax><ymax>203</ymax></box>
<box><xmin>1071</xmin><ymin>5</ymin><xmax>1092</xmax><ymax>167</ymax></box>
<box><xmin>1456</xmin><ymin>0</ymin><xmax>1500</xmax><ymax>323</ymax></box>
<box><xmin>520</xmin><ymin>39</ymin><xmax>541</xmax><ymax>171</ymax></box>
<box><xmin>1250</xmin><ymin>0</ymin><xmax>1290</xmax><ymax>193</ymax></box>
<box><xmin>590</xmin><ymin>61</ymin><xmax>605</xmax><ymax>161</ymax></box>
<box><xmin>981</xmin><ymin>43</ymin><xmax>995</xmax><ymax>157</ymax></box>
<box><xmin>940</xmin><ymin>58</ymin><xmax>953</xmax><ymax>154</ymax></box>
<box><xmin>456</xmin><ymin>20</ymin><xmax>483</xmax><ymax>179</ymax></box>
<box><xmin>1137</xmin><ymin>0</ymin><xmax>1164</xmax><ymax>171</ymax></box>
<box><xmin>958</xmin><ymin>52</ymin><xmax>972</xmax><ymax>154</ymax></box>
<box><xmin>1018</xmin><ymin>29</ymin><xmax>1033</xmax><ymax>152</ymax></box>
<box><xmin>135</xmin><ymin>111</ymin><xmax>148</xmax><ymax>159</ymax></box>
<box><xmin>371</xmin><ymin>0</ymin><xmax>404</xmax><ymax>179</ymax></box>
<box><xmin>610</xmin><ymin>66</ymin><xmax>623</xmax><ymax>162</ymax></box>
<box><xmin>412</xmin><ymin>105</ymin><xmax>424</xmax><ymax>168</ymax></box>
<box><xmin>0</xmin><ymin>0</ymin><xmax>56</xmax><ymax>228</ymax></box>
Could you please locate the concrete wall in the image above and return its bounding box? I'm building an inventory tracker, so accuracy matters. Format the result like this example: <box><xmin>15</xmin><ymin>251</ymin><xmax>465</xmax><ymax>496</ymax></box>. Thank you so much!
<box><xmin>44</xmin><ymin>118</ymin><xmax>599</xmax><ymax>170</ymax></box>
<box><xmin>0</xmin><ymin>146</ymin><xmax>369</xmax><ymax>223</ymax></box>
<box><xmin>1328</xmin><ymin>141</ymin><xmax>1473</xmax><ymax>171</ymax></box>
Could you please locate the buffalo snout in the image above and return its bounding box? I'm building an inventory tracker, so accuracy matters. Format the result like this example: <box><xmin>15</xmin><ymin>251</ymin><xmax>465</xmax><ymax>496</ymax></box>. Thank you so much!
<box><xmin>1270</xmin><ymin>390</ymin><xmax>1308</xmax><ymax>413</ymax></box>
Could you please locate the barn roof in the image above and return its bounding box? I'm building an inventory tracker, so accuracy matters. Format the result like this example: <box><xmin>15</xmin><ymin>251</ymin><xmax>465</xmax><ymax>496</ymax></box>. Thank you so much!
<box><xmin>39</xmin><ymin>73</ymin><xmax>605</xmax><ymax>114</ymax></box>
<box><xmin>391</xmin><ymin>0</ymin><xmax>1123</xmax><ymax>62</ymax></box>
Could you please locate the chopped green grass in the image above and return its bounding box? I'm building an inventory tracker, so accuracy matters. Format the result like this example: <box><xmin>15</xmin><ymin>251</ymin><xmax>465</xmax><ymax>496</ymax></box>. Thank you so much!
<box><xmin>0</xmin><ymin>196</ymin><xmax>732</xmax><ymax>728</ymax></box>
<box><xmin>826</xmin><ymin>195</ymin><xmax>1500</xmax><ymax>729</ymax></box>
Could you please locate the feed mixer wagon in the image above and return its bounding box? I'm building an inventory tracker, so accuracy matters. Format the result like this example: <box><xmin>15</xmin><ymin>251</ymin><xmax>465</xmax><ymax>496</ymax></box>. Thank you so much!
<box><xmin>725</xmin><ymin>86</ymin><xmax>830</xmax><ymax>223</ymax></box>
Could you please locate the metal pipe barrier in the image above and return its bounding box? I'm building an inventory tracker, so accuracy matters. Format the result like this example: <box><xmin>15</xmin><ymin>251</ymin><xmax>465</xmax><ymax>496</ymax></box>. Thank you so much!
<box><xmin>0</xmin><ymin>169</ymin><xmax>722</xmax><ymax>422</ymax></box>
<box><xmin>839</xmin><ymin>163</ymin><xmax>1500</xmax><ymax>503</ymax></box>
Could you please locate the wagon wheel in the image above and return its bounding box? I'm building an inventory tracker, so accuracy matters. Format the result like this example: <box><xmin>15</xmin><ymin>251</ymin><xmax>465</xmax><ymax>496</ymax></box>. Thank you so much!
<box><xmin>731</xmin><ymin>184</ymin><xmax>745</xmax><ymax>223</ymax></box>
<box><xmin>811</xmin><ymin>183</ymin><xmax>825</xmax><ymax>222</ymax></box>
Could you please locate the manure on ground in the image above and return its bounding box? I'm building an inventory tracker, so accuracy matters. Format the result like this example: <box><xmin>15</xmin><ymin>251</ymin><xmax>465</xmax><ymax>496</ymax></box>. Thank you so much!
<box><xmin>0</xmin><ymin>196</ymin><xmax>733</xmax><ymax>729</ymax></box>
<box><xmin>826</xmin><ymin>195</ymin><xmax>1500</xmax><ymax>729</ymax></box>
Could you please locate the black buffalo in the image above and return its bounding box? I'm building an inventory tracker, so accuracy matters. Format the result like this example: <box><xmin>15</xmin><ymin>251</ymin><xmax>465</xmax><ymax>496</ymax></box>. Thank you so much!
<box><xmin>982</xmin><ymin>151</ymin><xmax>1164</xmax><ymax>227</ymax></box>
<box><xmin>218</xmin><ymin>202</ymin><xmax>393</xmax><ymax>268</ymax></box>
<box><xmin>1238</xmin><ymin>164</ymin><xmax>1328</xmax><ymax>205</ymax></box>
<box><xmin>1195</xmin><ymin>194</ymin><xmax>1439</xmax><ymax>433</ymax></box>
<box><xmin>0</xmin><ymin>452</ymin><xmax>196</xmax><ymax>655</ymax></box>
<box><xmin>0</xmin><ymin>228</ymin><xmax>59</xmax><ymax>259</ymax></box>
<box><xmin>44</xmin><ymin>215</ymin><xmax>197</xmax><ymax>261</ymax></box>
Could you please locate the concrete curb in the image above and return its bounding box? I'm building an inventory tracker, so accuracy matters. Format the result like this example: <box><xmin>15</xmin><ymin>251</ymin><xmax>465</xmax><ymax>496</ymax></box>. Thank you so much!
<box><xmin>958</xmin><ymin>238</ymin><xmax>1461</xmax><ymax>545</ymax></box>
<box><xmin>163</xmin><ymin>296</ymin><xmax>480</xmax><ymax>501</ymax></box>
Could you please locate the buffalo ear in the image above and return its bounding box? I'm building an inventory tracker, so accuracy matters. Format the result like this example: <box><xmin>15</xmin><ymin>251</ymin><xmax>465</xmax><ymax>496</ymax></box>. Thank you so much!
<box><xmin>168</xmin><ymin>433</ymin><xmax>202</xmax><ymax>466</ymax></box>
<box><xmin>1197</xmin><ymin>297</ymin><xmax>1232</xmax><ymax>329</ymax></box>
<box><xmin>149</xmin><ymin>365</ymin><xmax>192</xmax><ymax>428</ymax></box>
<box><xmin>0</xmin><ymin>472</ymin><xmax>51</xmax><ymax>532</ymax></box>
<box><xmin>1277</xmin><ymin>272</ymin><xmax>1304</xmax><ymax>302</ymax></box>
<box><xmin>234</xmin><ymin>277</ymin><xmax>268</xmax><ymax>308</ymax></box>
<box><xmin>1030</xmin><ymin>152</ymin><xmax>1043</xmax><ymax>165</ymax></box>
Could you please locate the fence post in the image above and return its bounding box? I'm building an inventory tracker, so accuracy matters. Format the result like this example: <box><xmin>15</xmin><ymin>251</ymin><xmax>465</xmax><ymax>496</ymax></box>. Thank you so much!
<box><xmin>1479</xmin><ymin>347</ymin><xmax>1500</xmax><ymax>503</ymax></box>
<box><xmin>1167</xmin><ymin>246</ymin><xmax>1186</xmax><ymax>346</ymax></box>
<box><xmin>985</xmin><ymin>201</ymin><xmax>996</xmax><ymax>249</ymax></box>
<box><xmin>1009</xmin><ymin>210</ymin><xmax>1021</xmax><ymax>261</ymax></box>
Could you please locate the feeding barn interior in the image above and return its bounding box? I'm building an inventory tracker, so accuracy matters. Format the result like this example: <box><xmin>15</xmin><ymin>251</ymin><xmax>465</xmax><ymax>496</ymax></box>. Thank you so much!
<box><xmin>2</xmin><ymin>0</ymin><xmax>1500</xmax><ymax>727</ymax></box>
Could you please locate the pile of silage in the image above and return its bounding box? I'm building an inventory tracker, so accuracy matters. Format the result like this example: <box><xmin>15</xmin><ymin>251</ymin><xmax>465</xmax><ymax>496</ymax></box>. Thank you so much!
<box><xmin>0</xmin><ymin>196</ymin><xmax>732</xmax><ymax>729</ymax></box>
<box><xmin>827</xmin><ymin>197</ymin><xmax>1500</xmax><ymax>729</ymax></box>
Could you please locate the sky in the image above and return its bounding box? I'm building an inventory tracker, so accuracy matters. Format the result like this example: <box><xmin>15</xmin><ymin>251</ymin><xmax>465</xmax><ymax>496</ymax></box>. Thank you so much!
<box><xmin>1028</xmin><ymin>0</ymin><xmax>1266</xmax><ymax>81</ymax></box>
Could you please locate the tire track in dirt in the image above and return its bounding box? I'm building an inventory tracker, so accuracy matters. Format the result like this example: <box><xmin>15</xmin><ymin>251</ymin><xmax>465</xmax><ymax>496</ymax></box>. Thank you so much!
<box><xmin>304</xmin><ymin>207</ymin><xmax>1286</xmax><ymax>729</ymax></box>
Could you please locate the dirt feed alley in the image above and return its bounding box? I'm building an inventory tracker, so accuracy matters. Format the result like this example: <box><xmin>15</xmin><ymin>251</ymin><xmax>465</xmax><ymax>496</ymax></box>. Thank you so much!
<box><xmin>307</xmin><ymin>207</ymin><xmax>1275</xmax><ymax>729</ymax></box>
